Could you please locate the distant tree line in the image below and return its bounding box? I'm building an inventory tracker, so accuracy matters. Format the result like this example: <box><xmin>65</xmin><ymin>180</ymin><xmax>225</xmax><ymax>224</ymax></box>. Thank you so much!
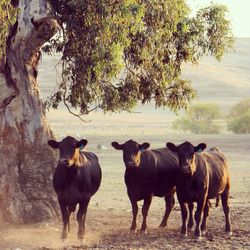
<box><xmin>172</xmin><ymin>98</ymin><xmax>250</xmax><ymax>134</ymax></box>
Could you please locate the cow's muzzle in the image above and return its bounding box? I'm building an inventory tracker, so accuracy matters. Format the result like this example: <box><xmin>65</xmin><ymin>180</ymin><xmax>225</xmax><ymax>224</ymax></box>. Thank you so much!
<box><xmin>181</xmin><ymin>165</ymin><xmax>191</xmax><ymax>174</ymax></box>
<box><xmin>125</xmin><ymin>161</ymin><xmax>137</xmax><ymax>169</ymax></box>
<box><xmin>58</xmin><ymin>158</ymin><xmax>70</xmax><ymax>167</ymax></box>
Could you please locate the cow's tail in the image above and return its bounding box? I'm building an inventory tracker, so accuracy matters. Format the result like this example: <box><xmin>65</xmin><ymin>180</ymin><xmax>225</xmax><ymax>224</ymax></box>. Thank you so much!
<box><xmin>215</xmin><ymin>195</ymin><xmax>220</xmax><ymax>207</ymax></box>
<box><xmin>208</xmin><ymin>200</ymin><xmax>212</xmax><ymax>208</ymax></box>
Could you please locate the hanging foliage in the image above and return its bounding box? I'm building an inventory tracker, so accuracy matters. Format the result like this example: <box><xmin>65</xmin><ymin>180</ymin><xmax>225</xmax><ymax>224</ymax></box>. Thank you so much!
<box><xmin>45</xmin><ymin>0</ymin><xmax>234</xmax><ymax>115</ymax></box>
<box><xmin>0</xmin><ymin>0</ymin><xmax>17</xmax><ymax>62</ymax></box>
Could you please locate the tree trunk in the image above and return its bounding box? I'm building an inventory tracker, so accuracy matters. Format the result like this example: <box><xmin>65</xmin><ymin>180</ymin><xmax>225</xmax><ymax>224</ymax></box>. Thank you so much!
<box><xmin>0</xmin><ymin>0</ymin><xmax>60</xmax><ymax>223</ymax></box>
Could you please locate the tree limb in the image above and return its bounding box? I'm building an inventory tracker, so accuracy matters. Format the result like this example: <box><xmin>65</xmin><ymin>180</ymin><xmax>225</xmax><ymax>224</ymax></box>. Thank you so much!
<box><xmin>62</xmin><ymin>77</ymin><xmax>91</xmax><ymax>123</ymax></box>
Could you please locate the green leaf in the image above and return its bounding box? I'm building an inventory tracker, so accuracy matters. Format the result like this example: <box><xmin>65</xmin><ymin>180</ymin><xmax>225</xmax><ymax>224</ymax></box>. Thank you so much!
<box><xmin>45</xmin><ymin>0</ymin><xmax>234</xmax><ymax>114</ymax></box>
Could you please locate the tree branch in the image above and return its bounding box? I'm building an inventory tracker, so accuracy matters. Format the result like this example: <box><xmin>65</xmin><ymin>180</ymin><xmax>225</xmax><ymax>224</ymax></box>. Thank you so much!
<box><xmin>26</xmin><ymin>16</ymin><xmax>59</xmax><ymax>66</ymax></box>
<box><xmin>63</xmin><ymin>97</ymin><xmax>91</xmax><ymax>123</ymax></box>
<box><xmin>123</xmin><ymin>56</ymin><xmax>144</xmax><ymax>82</ymax></box>
<box><xmin>61</xmin><ymin>77</ymin><xmax>91</xmax><ymax>123</ymax></box>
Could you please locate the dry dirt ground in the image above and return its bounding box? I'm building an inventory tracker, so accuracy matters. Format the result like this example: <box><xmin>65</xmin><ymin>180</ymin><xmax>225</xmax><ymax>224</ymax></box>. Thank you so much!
<box><xmin>0</xmin><ymin>134</ymin><xmax>249</xmax><ymax>250</ymax></box>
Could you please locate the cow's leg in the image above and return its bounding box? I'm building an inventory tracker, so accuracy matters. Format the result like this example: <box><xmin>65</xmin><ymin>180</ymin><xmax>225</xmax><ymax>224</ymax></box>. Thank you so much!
<box><xmin>68</xmin><ymin>212</ymin><xmax>71</xmax><ymax>234</ymax></box>
<box><xmin>130</xmin><ymin>200</ymin><xmax>138</xmax><ymax>232</ymax></box>
<box><xmin>179</xmin><ymin>202</ymin><xmax>188</xmax><ymax>236</ymax></box>
<box><xmin>194</xmin><ymin>197</ymin><xmax>206</xmax><ymax>239</ymax></box>
<box><xmin>140</xmin><ymin>195</ymin><xmax>152</xmax><ymax>233</ymax></box>
<box><xmin>59</xmin><ymin>201</ymin><xmax>70</xmax><ymax>240</ymax></box>
<box><xmin>221</xmin><ymin>186</ymin><xmax>232</xmax><ymax>235</ymax></box>
<box><xmin>77</xmin><ymin>199</ymin><xmax>90</xmax><ymax>240</ymax></box>
<box><xmin>201</xmin><ymin>199</ymin><xmax>210</xmax><ymax>234</ymax></box>
<box><xmin>187</xmin><ymin>203</ymin><xmax>194</xmax><ymax>231</ymax></box>
<box><xmin>159</xmin><ymin>193</ymin><xmax>175</xmax><ymax>228</ymax></box>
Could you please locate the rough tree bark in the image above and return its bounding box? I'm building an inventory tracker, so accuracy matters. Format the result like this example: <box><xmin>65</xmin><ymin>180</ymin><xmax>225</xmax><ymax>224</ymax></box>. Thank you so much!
<box><xmin>0</xmin><ymin>0</ymin><xmax>60</xmax><ymax>223</ymax></box>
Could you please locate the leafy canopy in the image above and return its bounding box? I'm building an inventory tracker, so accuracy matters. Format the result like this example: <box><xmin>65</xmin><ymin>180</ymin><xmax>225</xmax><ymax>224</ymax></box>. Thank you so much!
<box><xmin>0</xmin><ymin>0</ymin><xmax>17</xmax><ymax>61</ymax></box>
<box><xmin>172</xmin><ymin>102</ymin><xmax>223</xmax><ymax>134</ymax></box>
<box><xmin>45</xmin><ymin>0</ymin><xmax>234</xmax><ymax>115</ymax></box>
<box><xmin>227</xmin><ymin>98</ymin><xmax>250</xmax><ymax>134</ymax></box>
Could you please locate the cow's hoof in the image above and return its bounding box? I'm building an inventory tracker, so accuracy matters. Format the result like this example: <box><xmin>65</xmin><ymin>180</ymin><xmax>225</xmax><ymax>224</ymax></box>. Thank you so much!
<box><xmin>79</xmin><ymin>238</ymin><xmax>86</xmax><ymax>244</ymax></box>
<box><xmin>140</xmin><ymin>229</ymin><xmax>147</xmax><ymax>234</ymax></box>
<box><xmin>61</xmin><ymin>231</ymin><xmax>67</xmax><ymax>241</ymax></box>
<box><xmin>201</xmin><ymin>230</ymin><xmax>206</xmax><ymax>236</ymax></box>
<box><xmin>226</xmin><ymin>231</ymin><xmax>233</xmax><ymax>237</ymax></box>
<box><xmin>159</xmin><ymin>223</ymin><xmax>166</xmax><ymax>228</ymax></box>
<box><xmin>187</xmin><ymin>223</ymin><xmax>194</xmax><ymax>230</ymax></box>
<box><xmin>130</xmin><ymin>229</ymin><xmax>137</xmax><ymax>234</ymax></box>
<box><xmin>78</xmin><ymin>235</ymin><xmax>83</xmax><ymax>240</ymax></box>
<box><xmin>158</xmin><ymin>226</ymin><xmax>166</xmax><ymax>231</ymax></box>
<box><xmin>194</xmin><ymin>235</ymin><xmax>202</xmax><ymax>241</ymax></box>
<box><xmin>180</xmin><ymin>232</ymin><xmax>188</xmax><ymax>237</ymax></box>
<box><xmin>78</xmin><ymin>230</ymin><xmax>85</xmax><ymax>241</ymax></box>
<box><xmin>78</xmin><ymin>235</ymin><xmax>85</xmax><ymax>242</ymax></box>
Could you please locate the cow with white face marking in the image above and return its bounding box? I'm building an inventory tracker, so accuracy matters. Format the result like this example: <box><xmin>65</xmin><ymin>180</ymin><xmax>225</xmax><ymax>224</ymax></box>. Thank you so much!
<box><xmin>48</xmin><ymin>136</ymin><xmax>102</xmax><ymax>241</ymax></box>
<box><xmin>166</xmin><ymin>141</ymin><xmax>232</xmax><ymax>239</ymax></box>
<box><xmin>111</xmin><ymin>139</ymin><xmax>194</xmax><ymax>233</ymax></box>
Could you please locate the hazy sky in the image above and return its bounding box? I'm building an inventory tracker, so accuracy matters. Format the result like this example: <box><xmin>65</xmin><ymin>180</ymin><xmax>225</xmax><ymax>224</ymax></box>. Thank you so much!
<box><xmin>187</xmin><ymin>0</ymin><xmax>250</xmax><ymax>37</ymax></box>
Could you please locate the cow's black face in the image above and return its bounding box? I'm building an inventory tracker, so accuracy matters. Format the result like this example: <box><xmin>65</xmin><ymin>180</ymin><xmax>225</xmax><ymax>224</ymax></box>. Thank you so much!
<box><xmin>167</xmin><ymin>141</ymin><xmax>206</xmax><ymax>174</ymax></box>
<box><xmin>48</xmin><ymin>136</ymin><xmax>88</xmax><ymax>167</ymax></box>
<box><xmin>111</xmin><ymin>140</ymin><xmax>150</xmax><ymax>168</ymax></box>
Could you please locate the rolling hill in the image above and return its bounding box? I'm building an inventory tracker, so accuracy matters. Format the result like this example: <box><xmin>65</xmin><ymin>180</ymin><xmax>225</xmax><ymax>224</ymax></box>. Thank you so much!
<box><xmin>37</xmin><ymin>38</ymin><xmax>250</xmax><ymax>137</ymax></box>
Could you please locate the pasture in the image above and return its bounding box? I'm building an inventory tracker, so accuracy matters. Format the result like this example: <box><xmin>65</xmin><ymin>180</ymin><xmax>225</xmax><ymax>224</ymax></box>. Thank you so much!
<box><xmin>0</xmin><ymin>134</ymin><xmax>249</xmax><ymax>249</ymax></box>
<box><xmin>0</xmin><ymin>38</ymin><xmax>249</xmax><ymax>249</ymax></box>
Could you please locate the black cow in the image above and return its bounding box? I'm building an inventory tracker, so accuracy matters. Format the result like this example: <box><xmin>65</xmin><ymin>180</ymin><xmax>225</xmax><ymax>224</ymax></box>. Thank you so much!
<box><xmin>111</xmin><ymin>139</ymin><xmax>194</xmax><ymax>233</ymax></box>
<box><xmin>166</xmin><ymin>141</ymin><xmax>231</xmax><ymax>239</ymax></box>
<box><xmin>48</xmin><ymin>136</ymin><xmax>102</xmax><ymax>240</ymax></box>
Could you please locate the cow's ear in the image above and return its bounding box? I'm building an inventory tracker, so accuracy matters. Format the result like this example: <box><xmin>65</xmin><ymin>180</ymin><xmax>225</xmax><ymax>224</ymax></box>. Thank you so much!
<box><xmin>194</xmin><ymin>143</ymin><xmax>206</xmax><ymax>152</ymax></box>
<box><xmin>76</xmin><ymin>139</ymin><xmax>88</xmax><ymax>149</ymax></box>
<box><xmin>166</xmin><ymin>142</ymin><xmax>177</xmax><ymax>152</ymax></box>
<box><xmin>139</xmin><ymin>142</ymin><xmax>150</xmax><ymax>151</ymax></box>
<box><xmin>111</xmin><ymin>141</ymin><xmax>123</xmax><ymax>150</ymax></box>
<box><xmin>48</xmin><ymin>140</ymin><xmax>59</xmax><ymax>149</ymax></box>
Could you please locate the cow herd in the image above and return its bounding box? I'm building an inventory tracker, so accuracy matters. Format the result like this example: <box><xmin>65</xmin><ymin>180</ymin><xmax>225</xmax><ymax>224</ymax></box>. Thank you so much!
<box><xmin>48</xmin><ymin>136</ymin><xmax>232</xmax><ymax>241</ymax></box>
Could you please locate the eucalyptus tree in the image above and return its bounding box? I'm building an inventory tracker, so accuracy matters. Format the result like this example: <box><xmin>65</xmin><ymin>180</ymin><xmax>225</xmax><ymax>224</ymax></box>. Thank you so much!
<box><xmin>0</xmin><ymin>0</ymin><xmax>233</xmax><ymax>223</ymax></box>
<box><xmin>46</xmin><ymin>0</ymin><xmax>234</xmax><ymax>115</ymax></box>
<box><xmin>0</xmin><ymin>0</ymin><xmax>59</xmax><ymax>223</ymax></box>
